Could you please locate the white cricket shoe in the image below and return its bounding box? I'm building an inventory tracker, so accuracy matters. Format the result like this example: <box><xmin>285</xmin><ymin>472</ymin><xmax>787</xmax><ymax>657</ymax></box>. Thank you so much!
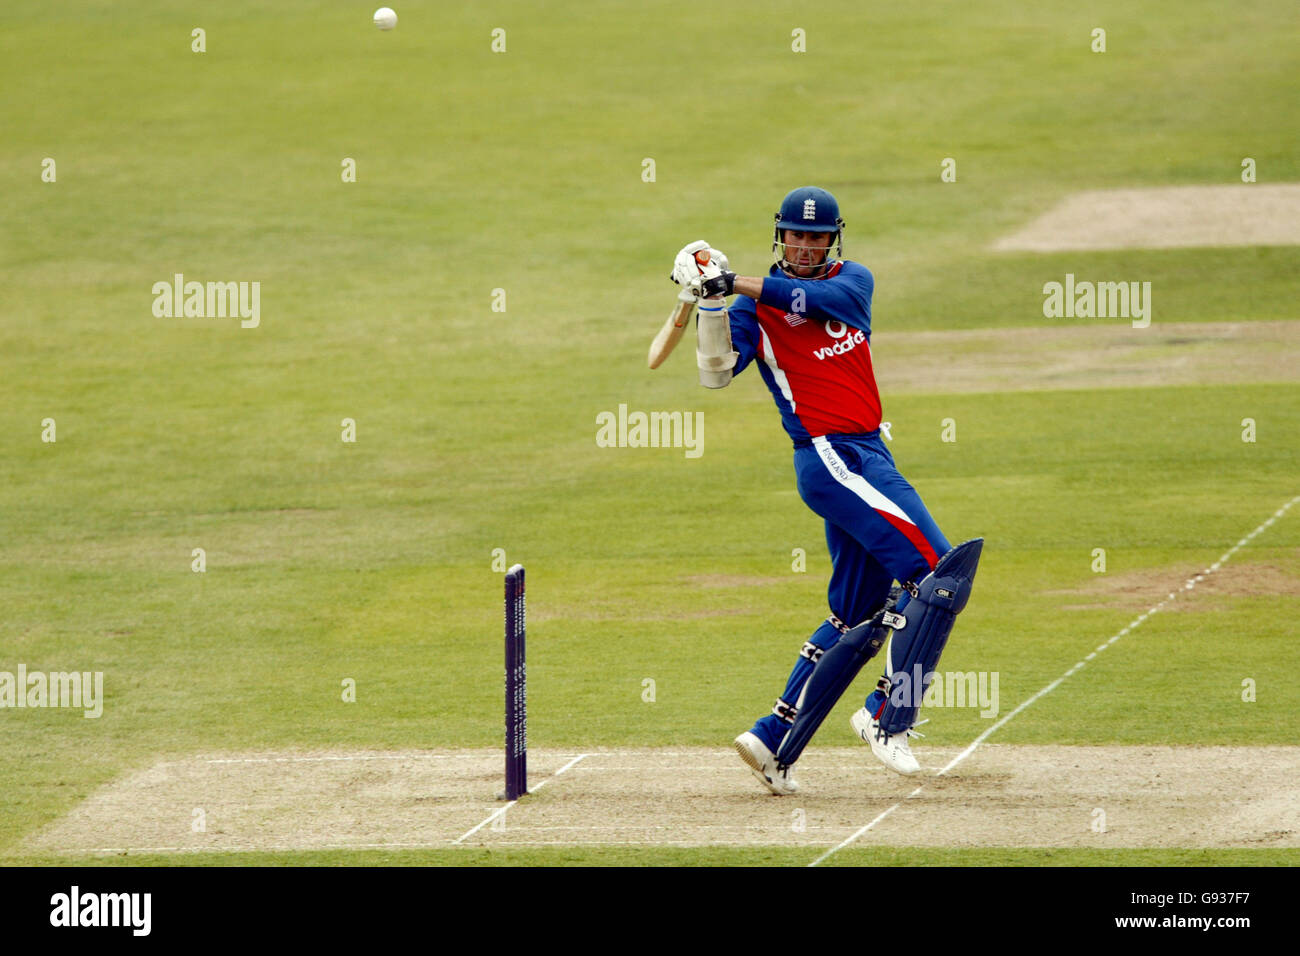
<box><xmin>733</xmin><ymin>731</ymin><xmax>798</xmax><ymax>795</ymax></box>
<box><xmin>851</xmin><ymin>707</ymin><xmax>921</xmax><ymax>775</ymax></box>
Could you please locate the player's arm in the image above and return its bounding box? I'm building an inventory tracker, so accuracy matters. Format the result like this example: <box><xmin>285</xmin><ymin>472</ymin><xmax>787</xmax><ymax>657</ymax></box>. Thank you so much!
<box><xmin>732</xmin><ymin>266</ymin><xmax>874</xmax><ymax>333</ymax></box>
<box><xmin>696</xmin><ymin>296</ymin><xmax>736</xmax><ymax>388</ymax></box>
<box><xmin>662</xmin><ymin>241</ymin><xmax>750</xmax><ymax>388</ymax></box>
<box><xmin>694</xmin><ymin>294</ymin><xmax>761</xmax><ymax>389</ymax></box>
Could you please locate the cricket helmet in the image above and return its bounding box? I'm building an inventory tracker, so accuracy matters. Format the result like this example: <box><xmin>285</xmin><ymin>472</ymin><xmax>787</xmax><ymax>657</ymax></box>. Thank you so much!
<box><xmin>773</xmin><ymin>186</ymin><xmax>845</xmax><ymax>277</ymax></box>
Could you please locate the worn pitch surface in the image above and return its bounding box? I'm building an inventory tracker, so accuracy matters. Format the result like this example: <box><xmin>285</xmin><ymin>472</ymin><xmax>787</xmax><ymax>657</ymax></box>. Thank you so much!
<box><xmin>24</xmin><ymin>746</ymin><xmax>1300</xmax><ymax>856</ymax></box>
<box><xmin>991</xmin><ymin>184</ymin><xmax>1300</xmax><ymax>251</ymax></box>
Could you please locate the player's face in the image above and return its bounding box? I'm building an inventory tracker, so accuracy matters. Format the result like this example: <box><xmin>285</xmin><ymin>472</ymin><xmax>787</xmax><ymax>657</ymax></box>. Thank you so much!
<box><xmin>781</xmin><ymin>230</ymin><xmax>834</xmax><ymax>277</ymax></box>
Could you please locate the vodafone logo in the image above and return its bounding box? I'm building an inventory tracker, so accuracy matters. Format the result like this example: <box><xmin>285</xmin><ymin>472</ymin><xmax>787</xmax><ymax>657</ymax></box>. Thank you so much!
<box><xmin>814</xmin><ymin>320</ymin><xmax>866</xmax><ymax>360</ymax></box>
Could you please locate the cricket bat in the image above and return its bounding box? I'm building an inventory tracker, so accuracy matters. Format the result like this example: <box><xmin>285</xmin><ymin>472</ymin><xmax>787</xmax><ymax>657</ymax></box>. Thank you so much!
<box><xmin>647</xmin><ymin>296</ymin><xmax>697</xmax><ymax>369</ymax></box>
<box><xmin>648</xmin><ymin>250</ymin><xmax>720</xmax><ymax>369</ymax></box>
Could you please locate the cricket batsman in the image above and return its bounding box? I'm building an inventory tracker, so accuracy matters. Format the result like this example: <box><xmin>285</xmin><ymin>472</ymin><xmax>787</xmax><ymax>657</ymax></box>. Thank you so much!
<box><xmin>662</xmin><ymin>186</ymin><xmax>984</xmax><ymax>794</ymax></box>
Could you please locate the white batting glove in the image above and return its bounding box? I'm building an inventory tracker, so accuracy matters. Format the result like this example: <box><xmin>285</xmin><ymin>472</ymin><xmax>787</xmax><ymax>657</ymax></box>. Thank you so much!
<box><xmin>670</xmin><ymin>244</ymin><xmax>733</xmax><ymax>304</ymax></box>
<box><xmin>671</xmin><ymin>240</ymin><xmax>711</xmax><ymax>287</ymax></box>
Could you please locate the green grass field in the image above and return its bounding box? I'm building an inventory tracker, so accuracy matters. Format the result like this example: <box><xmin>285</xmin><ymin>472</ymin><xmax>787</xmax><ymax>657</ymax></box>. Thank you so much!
<box><xmin>1</xmin><ymin>0</ymin><xmax>1297</xmax><ymax>866</ymax></box>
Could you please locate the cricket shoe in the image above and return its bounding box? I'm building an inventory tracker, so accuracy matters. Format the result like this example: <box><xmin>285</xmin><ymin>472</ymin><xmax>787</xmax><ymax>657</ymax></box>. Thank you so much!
<box><xmin>850</xmin><ymin>707</ymin><xmax>921</xmax><ymax>775</ymax></box>
<box><xmin>733</xmin><ymin>731</ymin><xmax>798</xmax><ymax>795</ymax></box>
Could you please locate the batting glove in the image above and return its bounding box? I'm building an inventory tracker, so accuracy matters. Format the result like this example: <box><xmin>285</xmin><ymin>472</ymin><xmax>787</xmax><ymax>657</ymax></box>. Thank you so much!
<box><xmin>670</xmin><ymin>242</ymin><xmax>731</xmax><ymax>285</ymax></box>
<box><xmin>699</xmin><ymin>269</ymin><xmax>737</xmax><ymax>298</ymax></box>
<box><xmin>670</xmin><ymin>240</ymin><xmax>710</xmax><ymax>287</ymax></box>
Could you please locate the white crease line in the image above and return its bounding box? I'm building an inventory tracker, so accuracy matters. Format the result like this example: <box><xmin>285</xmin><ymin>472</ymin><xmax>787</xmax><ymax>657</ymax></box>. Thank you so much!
<box><xmin>49</xmin><ymin>824</ymin><xmax>848</xmax><ymax>856</ymax></box>
<box><xmin>809</xmin><ymin>494</ymin><xmax>1299</xmax><ymax>868</ymax></box>
<box><xmin>454</xmin><ymin>840</ymin><xmax>843</xmax><ymax>848</ymax></box>
<box><xmin>200</xmin><ymin>753</ymin><xmax>590</xmax><ymax>766</ymax></box>
<box><xmin>204</xmin><ymin>755</ymin><xmax>465</xmax><ymax>765</ymax></box>
<box><xmin>452</xmin><ymin>753</ymin><xmax>588</xmax><ymax>845</ymax></box>
<box><xmin>192</xmin><ymin>751</ymin><xmax>729</xmax><ymax>767</ymax></box>
<box><xmin>570</xmin><ymin>765</ymin><xmax>879</xmax><ymax>771</ymax></box>
<box><xmin>529</xmin><ymin>751</ymin><xmax>759</xmax><ymax>757</ymax></box>
<box><xmin>51</xmin><ymin>839</ymin><xmax>843</xmax><ymax>854</ymax></box>
<box><xmin>54</xmin><ymin>842</ymin><xmax>469</xmax><ymax>855</ymax></box>
<box><xmin>808</xmin><ymin>788</ymin><xmax>923</xmax><ymax>865</ymax></box>
<box><xmin>469</xmin><ymin>825</ymin><xmax>858</xmax><ymax>832</ymax></box>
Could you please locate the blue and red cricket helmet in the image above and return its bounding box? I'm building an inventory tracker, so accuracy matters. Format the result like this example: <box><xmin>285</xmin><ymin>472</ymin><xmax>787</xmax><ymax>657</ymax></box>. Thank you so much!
<box><xmin>773</xmin><ymin>186</ymin><xmax>846</xmax><ymax>275</ymax></box>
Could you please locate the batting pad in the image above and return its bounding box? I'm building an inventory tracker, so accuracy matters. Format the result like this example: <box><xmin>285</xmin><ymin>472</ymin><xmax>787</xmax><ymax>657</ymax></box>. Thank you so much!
<box><xmin>876</xmin><ymin>538</ymin><xmax>984</xmax><ymax>735</ymax></box>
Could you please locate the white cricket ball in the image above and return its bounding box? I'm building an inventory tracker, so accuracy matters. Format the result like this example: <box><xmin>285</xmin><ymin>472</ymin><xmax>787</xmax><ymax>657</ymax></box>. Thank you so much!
<box><xmin>373</xmin><ymin>7</ymin><xmax>397</xmax><ymax>31</ymax></box>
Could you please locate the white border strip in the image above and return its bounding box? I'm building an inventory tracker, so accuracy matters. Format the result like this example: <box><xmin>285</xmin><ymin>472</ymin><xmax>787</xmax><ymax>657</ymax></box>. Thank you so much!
<box><xmin>812</xmin><ymin>436</ymin><xmax>916</xmax><ymax>524</ymax></box>
<box><xmin>808</xmin><ymin>494</ymin><xmax>1299</xmax><ymax>867</ymax></box>
<box><xmin>759</xmin><ymin>327</ymin><xmax>797</xmax><ymax>411</ymax></box>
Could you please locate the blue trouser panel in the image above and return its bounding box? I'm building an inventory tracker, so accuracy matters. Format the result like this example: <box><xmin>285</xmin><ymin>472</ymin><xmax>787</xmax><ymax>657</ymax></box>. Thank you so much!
<box><xmin>798</xmin><ymin>434</ymin><xmax>949</xmax><ymax>589</ymax></box>
<box><xmin>826</xmin><ymin>520</ymin><xmax>897</xmax><ymax>626</ymax></box>
<box><xmin>749</xmin><ymin>433</ymin><xmax>951</xmax><ymax>755</ymax></box>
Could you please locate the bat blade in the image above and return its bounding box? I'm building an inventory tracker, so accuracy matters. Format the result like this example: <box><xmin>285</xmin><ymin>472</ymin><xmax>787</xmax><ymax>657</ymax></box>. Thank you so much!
<box><xmin>647</xmin><ymin>298</ymin><xmax>696</xmax><ymax>369</ymax></box>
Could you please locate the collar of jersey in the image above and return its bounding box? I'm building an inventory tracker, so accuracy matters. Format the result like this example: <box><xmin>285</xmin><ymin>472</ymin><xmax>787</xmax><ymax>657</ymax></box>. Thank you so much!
<box><xmin>770</xmin><ymin>260</ymin><xmax>844</xmax><ymax>280</ymax></box>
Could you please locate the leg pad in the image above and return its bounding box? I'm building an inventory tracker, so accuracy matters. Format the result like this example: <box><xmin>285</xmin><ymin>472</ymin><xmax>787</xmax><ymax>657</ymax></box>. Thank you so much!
<box><xmin>773</xmin><ymin>590</ymin><xmax>903</xmax><ymax>766</ymax></box>
<box><xmin>876</xmin><ymin>538</ymin><xmax>984</xmax><ymax>734</ymax></box>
